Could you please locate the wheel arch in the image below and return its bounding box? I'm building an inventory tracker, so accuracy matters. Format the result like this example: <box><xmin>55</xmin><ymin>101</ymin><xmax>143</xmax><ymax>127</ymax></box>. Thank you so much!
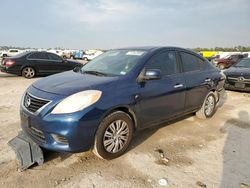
<box><xmin>210</xmin><ymin>89</ymin><xmax>219</xmax><ymax>103</ymax></box>
<box><xmin>101</xmin><ymin>105</ymin><xmax>138</xmax><ymax>131</ymax></box>
<box><xmin>21</xmin><ymin>65</ymin><xmax>37</xmax><ymax>74</ymax></box>
<box><xmin>21</xmin><ymin>65</ymin><xmax>37</xmax><ymax>77</ymax></box>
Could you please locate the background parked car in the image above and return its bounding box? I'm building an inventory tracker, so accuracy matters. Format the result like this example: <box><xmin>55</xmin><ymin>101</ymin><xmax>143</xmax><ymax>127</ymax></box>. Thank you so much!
<box><xmin>224</xmin><ymin>58</ymin><xmax>250</xmax><ymax>92</ymax></box>
<box><xmin>214</xmin><ymin>54</ymin><xmax>248</xmax><ymax>69</ymax></box>
<box><xmin>61</xmin><ymin>51</ymin><xmax>74</xmax><ymax>59</ymax></box>
<box><xmin>0</xmin><ymin>51</ymin><xmax>82</xmax><ymax>78</ymax></box>
<box><xmin>0</xmin><ymin>49</ymin><xmax>24</xmax><ymax>58</ymax></box>
<box><xmin>73</xmin><ymin>50</ymin><xmax>86</xmax><ymax>59</ymax></box>
<box><xmin>82</xmin><ymin>50</ymin><xmax>103</xmax><ymax>61</ymax></box>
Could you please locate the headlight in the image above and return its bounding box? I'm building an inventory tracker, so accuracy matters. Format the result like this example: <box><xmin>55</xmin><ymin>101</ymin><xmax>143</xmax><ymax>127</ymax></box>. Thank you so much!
<box><xmin>51</xmin><ymin>90</ymin><xmax>102</xmax><ymax>114</ymax></box>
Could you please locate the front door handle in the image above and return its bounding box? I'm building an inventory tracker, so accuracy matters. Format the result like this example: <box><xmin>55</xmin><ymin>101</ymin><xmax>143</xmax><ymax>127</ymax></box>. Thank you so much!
<box><xmin>174</xmin><ymin>84</ymin><xmax>184</xmax><ymax>88</ymax></box>
<box><xmin>205</xmin><ymin>78</ymin><xmax>211</xmax><ymax>82</ymax></box>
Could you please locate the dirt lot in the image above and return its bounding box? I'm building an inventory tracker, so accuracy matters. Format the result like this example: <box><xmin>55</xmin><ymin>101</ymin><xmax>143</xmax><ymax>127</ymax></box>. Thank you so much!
<box><xmin>0</xmin><ymin>71</ymin><xmax>249</xmax><ymax>188</ymax></box>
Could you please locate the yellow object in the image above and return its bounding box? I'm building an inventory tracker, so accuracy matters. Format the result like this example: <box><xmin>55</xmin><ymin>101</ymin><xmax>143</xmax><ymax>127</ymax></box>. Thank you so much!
<box><xmin>200</xmin><ymin>51</ymin><xmax>218</xmax><ymax>58</ymax></box>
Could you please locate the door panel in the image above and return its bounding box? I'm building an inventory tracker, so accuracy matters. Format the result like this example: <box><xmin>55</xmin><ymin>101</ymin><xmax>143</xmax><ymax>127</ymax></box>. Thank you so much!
<box><xmin>179</xmin><ymin>51</ymin><xmax>211</xmax><ymax>111</ymax></box>
<box><xmin>136</xmin><ymin>50</ymin><xmax>186</xmax><ymax>128</ymax></box>
<box><xmin>137</xmin><ymin>74</ymin><xmax>186</xmax><ymax>128</ymax></box>
<box><xmin>26</xmin><ymin>52</ymin><xmax>51</xmax><ymax>74</ymax></box>
<box><xmin>183</xmin><ymin>71</ymin><xmax>210</xmax><ymax>110</ymax></box>
<box><xmin>47</xmin><ymin>53</ymin><xmax>66</xmax><ymax>73</ymax></box>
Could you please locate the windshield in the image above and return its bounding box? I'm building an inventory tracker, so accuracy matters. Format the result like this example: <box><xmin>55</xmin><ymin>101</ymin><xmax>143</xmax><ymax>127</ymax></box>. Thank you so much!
<box><xmin>80</xmin><ymin>49</ymin><xmax>147</xmax><ymax>76</ymax></box>
<box><xmin>235</xmin><ymin>58</ymin><xmax>250</xmax><ymax>67</ymax></box>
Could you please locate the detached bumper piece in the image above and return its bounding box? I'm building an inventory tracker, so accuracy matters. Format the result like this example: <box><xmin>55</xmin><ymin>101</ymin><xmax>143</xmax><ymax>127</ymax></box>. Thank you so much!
<box><xmin>8</xmin><ymin>131</ymin><xmax>44</xmax><ymax>171</ymax></box>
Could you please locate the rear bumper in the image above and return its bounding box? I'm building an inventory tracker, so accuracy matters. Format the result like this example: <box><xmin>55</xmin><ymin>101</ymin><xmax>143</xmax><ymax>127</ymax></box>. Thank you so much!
<box><xmin>0</xmin><ymin>65</ymin><xmax>20</xmax><ymax>75</ymax></box>
<box><xmin>0</xmin><ymin>65</ymin><xmax>7</xmax><ymax>72</ymax></box>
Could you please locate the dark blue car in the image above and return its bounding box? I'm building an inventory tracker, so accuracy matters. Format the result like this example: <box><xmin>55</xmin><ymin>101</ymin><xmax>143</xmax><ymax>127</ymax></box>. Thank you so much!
<box><xmin>20</xmin><ymin>47</ymin><xmax>225</xmax><ymax>159</ymax></box>
<box><xmin>224</xmin><ymin>58</ymin><xmax>250</xmax><ymax>92</ymax></box>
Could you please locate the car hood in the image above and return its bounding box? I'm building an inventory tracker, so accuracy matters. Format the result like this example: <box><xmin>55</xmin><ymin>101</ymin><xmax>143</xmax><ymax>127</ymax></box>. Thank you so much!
<box><xmin>224</xmin><ymin>67</ymin><xmax>250</xmax><ymax>79</ymax></box>
<box><xmin>32</xmin><ymin>71</ymin><xmax>120</xmax><ymax>96</ymax></box>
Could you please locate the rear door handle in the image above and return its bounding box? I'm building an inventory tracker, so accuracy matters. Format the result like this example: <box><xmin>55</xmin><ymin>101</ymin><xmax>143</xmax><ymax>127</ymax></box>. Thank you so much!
<box><xmin>174</xmin><ymin>84</ymin><xmax>184</xmax><ymax>88</ymax></box>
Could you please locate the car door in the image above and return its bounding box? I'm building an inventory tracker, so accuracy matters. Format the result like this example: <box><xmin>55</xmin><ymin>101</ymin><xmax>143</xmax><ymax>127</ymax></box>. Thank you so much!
<box><xmin>47</xmin><ymin>53</ymin><xmax>71</xmax><ymax>72</ymax></box>
<box><xmin>137</xmin><ymin>50</ymin><xmax>186</xmax><ymax>128</ymax></box>
<box><xmin>179</xmin><ymin>51</ymin><xmax>211</xmax><ymax>111</ymax></box>
<box><xmin>26</xmin><ymin>52</ymin><xmax>52</xmax><ymax>74</ymax></box>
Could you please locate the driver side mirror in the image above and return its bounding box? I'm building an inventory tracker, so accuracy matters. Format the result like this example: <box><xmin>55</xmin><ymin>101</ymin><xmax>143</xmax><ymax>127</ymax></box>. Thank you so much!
<box><xmin>73</xmin><ymin>65</ymin><xmax>82</xmax><ymax>72</ymax></box>
<box><xmin>138</xmin><ymin>69</ymin><xmax>161</xmax><ymax>82</ymax></box>
<box><xmin>62</xmin><ymin>59</ymin><xmax>68</xmax><ymax>63</ymax></box>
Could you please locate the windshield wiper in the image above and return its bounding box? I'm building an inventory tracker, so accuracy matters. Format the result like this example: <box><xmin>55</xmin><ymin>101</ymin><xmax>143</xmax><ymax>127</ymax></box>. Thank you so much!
<box><xmin>82</xmin><ymin>70</ymin><xmax>108</xmax><ymax>76</ymax></box>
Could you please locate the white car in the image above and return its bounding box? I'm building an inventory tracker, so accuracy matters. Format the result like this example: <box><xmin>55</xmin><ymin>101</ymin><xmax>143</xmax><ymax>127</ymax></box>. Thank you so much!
<box><xmin>82</xmin><ymin>51</ymin><xmax>103</xmax><ymax>61</ymax></box>
<box><xmin>1</xmin><ymin>49</ymin><xmax>24</xmax><ymax>58</ymax></box>
<box><xmin>47</xmin><ymin>49</ymin><xmax>64</xmax><ymax>57</ymax></box>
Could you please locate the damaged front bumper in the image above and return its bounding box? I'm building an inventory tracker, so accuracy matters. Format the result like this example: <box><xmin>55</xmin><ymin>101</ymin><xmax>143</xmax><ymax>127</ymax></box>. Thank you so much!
<box><xmin>8</xmin><ymin>131</ymin><xmax>44</xmax><ymax>171</ymax></box>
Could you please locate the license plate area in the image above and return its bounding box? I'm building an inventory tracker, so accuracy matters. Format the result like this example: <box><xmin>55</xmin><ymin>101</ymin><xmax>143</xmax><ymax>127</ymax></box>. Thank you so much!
<box><xmin>235</xmin><ymin>82</ymin><xmax>245</xmax><ymax>89</ymax></box>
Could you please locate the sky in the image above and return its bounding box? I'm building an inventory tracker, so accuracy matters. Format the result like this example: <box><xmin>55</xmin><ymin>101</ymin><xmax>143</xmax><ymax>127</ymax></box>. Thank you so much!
<box><xmin>0</xmin><ymin>0</ymin><xmax>249</xmax><ymax>49</ymax></box>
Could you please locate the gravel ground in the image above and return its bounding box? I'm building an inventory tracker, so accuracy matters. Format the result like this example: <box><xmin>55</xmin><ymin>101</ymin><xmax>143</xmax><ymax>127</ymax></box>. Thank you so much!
<box><xmin>0</xmin><ymin>71</ymin><xmax>249</xmax><ymax>188</ymax></box>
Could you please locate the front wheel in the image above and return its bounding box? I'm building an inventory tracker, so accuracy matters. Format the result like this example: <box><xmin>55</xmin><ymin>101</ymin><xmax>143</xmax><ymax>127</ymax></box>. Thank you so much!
<box><xmin>196</xmin><ymin>92</ymin><xmax>216</xmax><ymax>119</ymax></box>
<box><xmin>93</xmin><ymin>111</ymin><xmax>134</xmax><ymax>159</ymax></box>
<box><xmin>22</xmin><ymin>67</ymin><xmax>36</xmax><ymax>79</ymax></box>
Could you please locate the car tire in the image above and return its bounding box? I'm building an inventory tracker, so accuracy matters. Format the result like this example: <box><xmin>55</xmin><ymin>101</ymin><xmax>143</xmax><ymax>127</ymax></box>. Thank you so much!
<box><xmin>93</xmin><ymin>111</ymin><xmax>134</xmax><ymax>160</ymax></box>
<box><xmin>218</xmin><ymin>64</ymin><xmax>225</xmax><ymax>70</ymax></box>
<box><xmin>196</xmin><ymin>92</ymin><xmax>216</xmax><ymax>119</ymax></box>
<box><xmin>83</xmin><ymin>57</ymin><xmax>88</xmax><ymax>61</ymax></box>
<box><xmin>22</xmin><ymin>67</ymin><xmax>36</xmax><ymax>79</ymax></box>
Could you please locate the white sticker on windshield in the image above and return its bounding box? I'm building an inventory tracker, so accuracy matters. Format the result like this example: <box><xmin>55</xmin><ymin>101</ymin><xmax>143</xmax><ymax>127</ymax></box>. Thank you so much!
<box><xmin>126</xmin><ymin>51</ymin><xmax>145</xmax><ymax>56</ymax></box>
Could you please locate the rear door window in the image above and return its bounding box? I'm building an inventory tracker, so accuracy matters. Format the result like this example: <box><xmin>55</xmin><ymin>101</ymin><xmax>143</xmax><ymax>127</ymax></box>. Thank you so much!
<box><xmin>28</xmin><ymin>52</ymin><xmax>48</xmax><ymax>60</ymax></box>
<box><xmin>180</xmin><ymin>52</ymin><xmax>204</xmax><ymax>72</ymax></box>
<box><xmin>145</xmin><ymin>51</ymin><xmax>178</xmax><ymax>76</ymax></box>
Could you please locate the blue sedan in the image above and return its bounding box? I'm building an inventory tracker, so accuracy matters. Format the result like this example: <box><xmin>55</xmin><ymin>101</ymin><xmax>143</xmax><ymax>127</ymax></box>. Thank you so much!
<box><xmin>20</xmin><ymin>47</ymin><xmax>225</xmax><ymax>159</ymax></box>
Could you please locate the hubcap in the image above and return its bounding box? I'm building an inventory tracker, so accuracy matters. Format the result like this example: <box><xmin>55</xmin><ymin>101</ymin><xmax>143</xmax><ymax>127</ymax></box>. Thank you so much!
<box><xmin>204</xmin><ymin>96</ymin><xmax>215</xmax><ymax>116</ymax></box>
<box><xmin>103</xmin><ymin>120</ymin><xmax>129</xmax><ymax>153</ymax></box>
<box><xmin>24</xmin><ymin>68</ymin><xmax>35</xmax><ymax>78</ymax></box>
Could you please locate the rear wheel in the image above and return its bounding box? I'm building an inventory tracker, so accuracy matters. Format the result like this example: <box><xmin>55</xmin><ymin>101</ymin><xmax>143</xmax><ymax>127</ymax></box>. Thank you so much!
<box><xmin>196</xmin><ymin>92</ymin><xmax>216</xmax><ymax>119</ymax></box>
<box><xmin>22</xmin><ymin>67</ymin><xmax>36</xmax><ymax>79</ymax></box>
<box><xmin>83</xmin><ymin>57</ymin><xmax>88</xmax><ymax>61</ymax></box>
<box><xmin>93</xmin><ymin>111</ymin><xmax>134</xmax><ymax>159</ymax></box>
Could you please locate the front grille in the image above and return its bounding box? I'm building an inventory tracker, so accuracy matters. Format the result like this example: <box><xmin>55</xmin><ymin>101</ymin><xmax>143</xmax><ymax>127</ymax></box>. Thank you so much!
<box><xmin>226</xmin><ymin>76</ymin><xmax>250</xmax><ymax>90</ymax></box>
<box><xmin>23</xmin><ymin>93</ymin><xmax>50</xmax><ymax>113</ymax></box>
<box><xmin>28</xmin><ymin>126</ymin><xmax>46</xmax><ymax>143</ymax></box>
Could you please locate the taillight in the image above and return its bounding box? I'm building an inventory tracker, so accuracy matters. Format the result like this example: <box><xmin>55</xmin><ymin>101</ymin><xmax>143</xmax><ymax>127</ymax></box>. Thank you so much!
<box><xmin>5</xmin><ymin>60</ymin><xmax>16</xmax><ymax>67</ymax></box>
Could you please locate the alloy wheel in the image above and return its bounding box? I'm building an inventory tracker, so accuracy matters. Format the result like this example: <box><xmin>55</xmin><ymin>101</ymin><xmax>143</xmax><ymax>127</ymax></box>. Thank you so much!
<box><xmin>23</xmin><ymin>67</ymin><xmax>35</xmax><ymax>78</ymax></box>
<box><xmin>103</xmin><ymin>120</ymin><xmax>130</xmax><ymax>153</ymax></box>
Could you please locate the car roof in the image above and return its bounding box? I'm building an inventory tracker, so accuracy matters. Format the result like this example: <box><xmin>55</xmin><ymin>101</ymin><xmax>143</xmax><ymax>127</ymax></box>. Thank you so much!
<box><xmin>115</xmin><ymin>46</ymin><xmax>203</xmax><ymax>59</ymax></box>
<box><xmin>116</xmin><ymin>46</ymin><xmax>193</xmax><ymax>53</ymax></box>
